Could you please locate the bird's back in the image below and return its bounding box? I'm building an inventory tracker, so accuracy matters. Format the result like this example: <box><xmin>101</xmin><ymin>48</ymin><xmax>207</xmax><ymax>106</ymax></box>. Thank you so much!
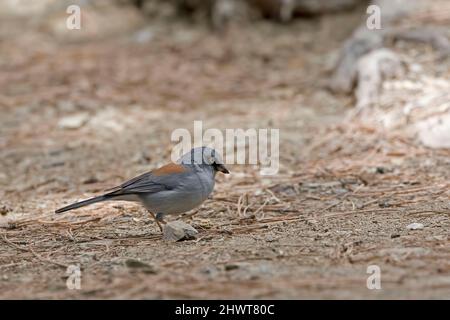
<box><xmin>139</xmin><ymin>164</ymin><xmax>215</xmax><ymax>215</ymax></box>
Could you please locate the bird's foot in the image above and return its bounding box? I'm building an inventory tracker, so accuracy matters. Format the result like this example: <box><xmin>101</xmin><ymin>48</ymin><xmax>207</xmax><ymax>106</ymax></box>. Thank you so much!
<box><xmin>148</xmin><ymin>211</ymin><xmax>165</xmax><ymax>232</ymax></box>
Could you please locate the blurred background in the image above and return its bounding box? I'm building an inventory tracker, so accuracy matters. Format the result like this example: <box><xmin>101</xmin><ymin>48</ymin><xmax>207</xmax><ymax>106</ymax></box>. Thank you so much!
<box><xmin>0</xmin><ymin>0</ymin><xmax>449</xmax><ymax>299</ymax></box>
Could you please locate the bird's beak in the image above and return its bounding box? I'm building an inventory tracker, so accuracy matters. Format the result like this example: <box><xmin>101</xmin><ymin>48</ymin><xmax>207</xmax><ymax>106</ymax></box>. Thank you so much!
<box><xmin>214</xmin><ymin>163</ymin><xmax>230</xmax><ymax>174</ymax></box>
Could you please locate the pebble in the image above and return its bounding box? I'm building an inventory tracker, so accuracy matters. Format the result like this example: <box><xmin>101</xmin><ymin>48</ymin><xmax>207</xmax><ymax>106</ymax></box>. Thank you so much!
<box><xmin>163</xmin><ymin>221</ymin><xmax>198</xmax><ymax>242</ymax></box>
<box><xmin>58</xmin><ymin>113</ymin><xmax>89</xmax><ymax>130</ymax></box>
<box><xmin>406</xmin><ymin>223</ymin><xmax>424</xmax><ymax>230</ymax></box>
<box><xmin>125</xmin><ymin>259</ymin><xmax>157</xmax><ymax>274</ymax></box>
<box><xmin>0</xmin><ymin>204</ymin><xmax>12</xmax><ymax>216</ymax></box>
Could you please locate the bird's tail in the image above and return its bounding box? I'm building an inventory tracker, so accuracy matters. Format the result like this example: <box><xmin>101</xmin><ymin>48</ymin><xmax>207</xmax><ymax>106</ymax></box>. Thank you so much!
<box><xmin>55</xmin><ymin>195</ymin><xmax>109</xmax><ymax>214</ymax></box>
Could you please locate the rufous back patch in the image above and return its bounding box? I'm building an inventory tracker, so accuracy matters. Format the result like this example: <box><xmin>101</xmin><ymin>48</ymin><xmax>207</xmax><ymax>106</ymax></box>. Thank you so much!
<box><xmin>152</xmin><ymin>163</ymin><xmax>187</xmax><ymax>176</ymax></box>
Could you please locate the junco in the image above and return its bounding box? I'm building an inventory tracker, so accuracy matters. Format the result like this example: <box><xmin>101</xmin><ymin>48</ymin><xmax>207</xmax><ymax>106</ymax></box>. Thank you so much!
<box><xmin>55</xmin><ymin>147</ymin><xmax>229</xmax><ymax>231</ymax></box>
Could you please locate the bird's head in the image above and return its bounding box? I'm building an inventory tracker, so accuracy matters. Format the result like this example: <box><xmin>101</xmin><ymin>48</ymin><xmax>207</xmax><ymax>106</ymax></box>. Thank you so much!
<box><xmin>179</xmin><ymin>147</ymin><xmax>230</xmax><ymax>174</ymax></box>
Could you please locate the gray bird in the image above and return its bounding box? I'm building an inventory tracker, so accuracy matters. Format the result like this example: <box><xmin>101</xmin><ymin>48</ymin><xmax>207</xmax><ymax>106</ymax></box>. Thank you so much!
<box><xmin>55</xmin><ymin>147</ymin><xmax>229</xmax><ymax>231</ymax></box>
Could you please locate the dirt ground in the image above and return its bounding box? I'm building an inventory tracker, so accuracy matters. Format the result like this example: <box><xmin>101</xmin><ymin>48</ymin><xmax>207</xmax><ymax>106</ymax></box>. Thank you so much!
<box><xmin>0</xmin><ymin>7</ymin><xmax>449</xmax><ymax>299</ymax></box>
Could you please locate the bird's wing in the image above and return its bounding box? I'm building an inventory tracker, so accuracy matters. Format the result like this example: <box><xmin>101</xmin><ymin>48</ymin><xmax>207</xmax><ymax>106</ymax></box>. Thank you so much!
<box><xmin>106</xmin><ymin>163</ymin><xmax>189</xmax><ymax>195</ymax></box>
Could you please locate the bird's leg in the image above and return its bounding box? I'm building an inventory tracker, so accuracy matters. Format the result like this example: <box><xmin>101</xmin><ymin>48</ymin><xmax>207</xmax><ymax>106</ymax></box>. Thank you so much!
<box><xmin>148</xmin><ymin>211</ymin><xmax>163</xmax><ymax>232</ymax></box>
<box><xmin>155</xmin><ymin>213</ymin><xmax>167</xmax><ymax>225</ymax></box>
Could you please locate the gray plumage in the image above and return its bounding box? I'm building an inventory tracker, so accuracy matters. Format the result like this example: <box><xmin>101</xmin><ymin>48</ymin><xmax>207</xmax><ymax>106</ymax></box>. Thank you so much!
<box><xmin>55</xmin><ymin>147</ymin><xmax>229</xmax><ymax>219</ymax></box>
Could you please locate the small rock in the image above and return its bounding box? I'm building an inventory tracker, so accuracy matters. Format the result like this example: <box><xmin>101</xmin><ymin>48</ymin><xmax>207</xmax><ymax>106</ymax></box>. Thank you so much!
<box><xmin>406</xmin><ymin>223</ymin><xmax>424</xmax><ymax>230</ymax></box>
<box><xmin>0</xmin><ymin>204</ymin><xmax>12</xmax><ymax>216</ymax></box>
<box><xmin>162</xmin><ymin>221</ymin><xmax>198</xmax><ymax>242</ymax></box>
<box><xmin>378</xmin><ymin>201</ymin><xmax>392</xmax><ymax>208</ymax></box>
<box><xmin>58</xmin><ymin>113</ymin><xmax>89</xmax><ymax>130</ymax></box>
<box><xmin>125</xmin><ymin>259</ymin><xmax>157</xmax><ymax>274</ymax></box>
<box><xmin>376</xmin><ymin>166</ymin><xmax>387</xmax><ymax>174</ymax></box>
<box><xmin>224</xmin><ymin>264</ymin><xmax>240</xmax><ymax>271</ymax></box>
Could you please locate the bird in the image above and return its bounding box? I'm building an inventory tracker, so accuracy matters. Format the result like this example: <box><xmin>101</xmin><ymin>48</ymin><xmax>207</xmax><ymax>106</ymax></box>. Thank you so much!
<box><xmin>55</xmin><ymin>147</ymin><xmax>229</xmax><ymax>231</ymax></box>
